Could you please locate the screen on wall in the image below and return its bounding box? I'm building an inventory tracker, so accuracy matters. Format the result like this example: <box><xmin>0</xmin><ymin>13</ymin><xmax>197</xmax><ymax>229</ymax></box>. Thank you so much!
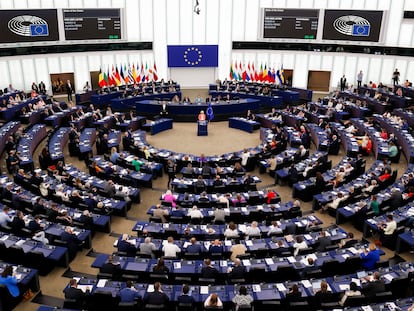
<box><xmin>63</xmin><ymin>9</ymin><xmax>122</xmax><ymax>40</ymax></box>
<box><xmin>0</xmin><ymin>9</ymin><xmax>59</xmax><ymax>43</ymax></box>
<box><xmin>263</xmin><ymin>8</ymin><xmax>319</xmax><ymax>39</ymax></box>
<box><xmin>322</xmin><ymin>10</ymin><xmax>383</xmax><ymax>42</ymax></box>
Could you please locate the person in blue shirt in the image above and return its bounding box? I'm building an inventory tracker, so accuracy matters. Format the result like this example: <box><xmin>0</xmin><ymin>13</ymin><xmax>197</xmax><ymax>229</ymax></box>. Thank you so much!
<box><xmin>360</xmin><ymin>243</ymin><xmax>380</xmax><ymax>270</ymax></box>
<box><xmin>0</xmin><ymin>265</ymin><xmax>20</xmax><ymax>297</ymax></box>
<box><xmin>119</xmin><ymin>280</ymin><xmax>142</xmax><ymax>303</ymax></box>
<box><xmin>186</xmin><ymin>237</ymin><xmax>203</xmax><ymax>254</ymax></box>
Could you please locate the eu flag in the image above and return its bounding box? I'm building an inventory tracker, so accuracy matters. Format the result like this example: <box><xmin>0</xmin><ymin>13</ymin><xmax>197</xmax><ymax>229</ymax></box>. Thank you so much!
<box><xmin>352</xmin><ymin>24</ymin><xmax>370</xmax><ymax>36</ymax></box>
<box><xmin>167</xmin><ymin>45</ymin><xmax>218</xmax><ymax>67</ymax></box>
<box><xmin>30</xmin><ymin>24</ymin><xmax>49</xmax><ymax>36</ymax></box>
<box><xmin>206</xmin><ymin>102</ymin><xmax>214</xmax><ymax>121</ymax></box>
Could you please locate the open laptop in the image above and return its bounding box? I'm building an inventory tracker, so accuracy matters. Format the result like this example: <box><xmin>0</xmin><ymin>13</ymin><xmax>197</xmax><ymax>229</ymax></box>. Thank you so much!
<box><xmin>356</xmin><ymin>270</ymin><xmax>367</xmax><ymax>279</ymax></box>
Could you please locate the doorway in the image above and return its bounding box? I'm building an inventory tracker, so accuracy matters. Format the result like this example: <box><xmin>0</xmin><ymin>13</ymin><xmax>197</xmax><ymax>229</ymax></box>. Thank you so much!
<box><xmin>50</xmin><ymin>73</ymin><xmax>75</xmax><ymax>95</ymax></box>
<box><xmin>307</xmin><ymin>70</ymin><xmax>331</xmax><ymax>92</ymax></box>
<box><xmin>90</xmin><ymin>71</ymin><xmax>100</xmax><ymax>90</ymax></box>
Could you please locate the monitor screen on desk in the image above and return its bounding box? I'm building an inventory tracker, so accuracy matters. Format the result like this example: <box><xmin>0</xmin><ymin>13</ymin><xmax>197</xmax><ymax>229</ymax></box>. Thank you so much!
<box><xmin>312</xmin><ymin>280</ymin><xmax>322</xmax><ymax>291</ymax></box>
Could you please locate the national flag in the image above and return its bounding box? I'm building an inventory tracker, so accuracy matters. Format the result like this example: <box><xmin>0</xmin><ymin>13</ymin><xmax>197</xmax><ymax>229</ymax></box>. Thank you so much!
<box><xmin>277</xmin><ymin>66</ymin><xmax>285</xmax><ymax>84</ymax></box>
<box><xmin>98</xmin><ymin>68</ymin><xmax>106</xmax><ymax>88</ymax></box>
<box><xmin>145</xmin><ymin>62</ymin><xmax>149</xmax><ymax>81</ymax></box>
<box><xmin>123</xmin><ymin>64</ymin><xmax>129</xmax><ymax>84</ymax></box>
<box><xmin>206</xmin><ymin>102</ymin><xmax>214</xmax><ymax>121</ymax></box>
<box><xmin>270</xmin><ymin>68</ymin><xmax>276</xmax><ymax>83</ymax></box>
<box><xmin>263</xmin><ymin>64</ymin><xmax>268</xmax><ymax>82</ymax></box>
<box><xmin>115</xmin><ymin>66</ymin><xmax>122</xmax><ymax>85</ymax></box>
<box><xmin>127</xmin><ymin>65</ymin><xmax>133</xmax><ymax>84</ymax></box>
<box><xmin>229</xmin><ymin>63</ymin><xmax>234</xmax><ymax>80</ymax></box>
<box><xmin>238</xmin><ymin>61</ymin><xmax>242</xmax><ymax>81</ymax></box>
<box><xmin>242</xmin><ymin>63</ymin><xmax>247</xmax><ymax>81</ymax></box>
<box><xmin>132</xmin><ymin>64</ymin><xmax>137</xmax><ymax>83</ymax></box>
<box><xmin>153</xmin><ymin>63</ymin><xmax>158</xmax><ymax>81</ymax></box>
<box><xmin>252</xmin><ymin>63</ymin><xmax>257</xmax><ymax>82</ymax></box>
<box><xmin>246</xmin><ymin>62</ymin><xmax>251</xmax><ymax>81</ymax></box>
<box><xmin>104</xmin><ymin>67</ymin><xmax>110</xmax><ymax>86</ymax></box>
<box><xmin>258</xmin><ymin>63</ymin><xmax>263</xmax><ymax>81</ymax></box>
<box><xmin>140</xmin><ymin>63</ymin><xmax>146</xmax><ymax>82</ymax></box>
<box><xmin>108</xmin><ymin>65</ymin><xmax>116</xmax><ymax>86</ymax></box>
<box><xmin>120</xmin><ymin>65</ymin><xmax>125</xmax><ymax>85</ymax></box>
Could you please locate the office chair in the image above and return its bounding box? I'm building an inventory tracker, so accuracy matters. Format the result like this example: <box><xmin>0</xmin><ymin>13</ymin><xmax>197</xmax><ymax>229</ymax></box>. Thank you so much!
<box><xmin>343</xmin><ymin>295</ymin><xmax>366</xmax><ymax>307</ymax></box>
<box><xmin>144</xmin><ymin>304</ymin><xmax>166</xmax><ymax>311</ymax></box>
<box><xmin>176</xmin><ymin>302</ymin><xmax>194</xmax><ymax>311</ymax></box>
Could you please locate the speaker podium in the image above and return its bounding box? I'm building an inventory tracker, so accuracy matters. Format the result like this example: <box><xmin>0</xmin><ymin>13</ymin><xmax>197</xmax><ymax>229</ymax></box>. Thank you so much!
<box><xmin>197</xmin><ymin>120</ymin><xmax>208</xmax><ymax>136</ymax></box>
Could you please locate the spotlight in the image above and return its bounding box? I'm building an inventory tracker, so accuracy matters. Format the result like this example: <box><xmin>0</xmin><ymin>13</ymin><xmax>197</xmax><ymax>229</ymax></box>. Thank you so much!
<box><xmin>194</xmin><ymin>0</ymin><xmax>200</xmax><ymax>15</ymax></box>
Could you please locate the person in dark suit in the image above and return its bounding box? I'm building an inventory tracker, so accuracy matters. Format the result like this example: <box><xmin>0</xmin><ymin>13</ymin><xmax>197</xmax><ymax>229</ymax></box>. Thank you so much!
<box><xmin>208</xmin><ymin>239</ymin><xmax>224</xmax><ymax>255</ymax></box>
<box><xmin>288</xmin><ymin>164</ymin><xmax>299</xmax><ymax>187</ymax></box>
<box><xmin>63</xmin><ymin>279</ymin><xmax>90</xmax><ymax>307</ymax></box>
<box><xmin>272</xmin><ymin>240</ymin><xmax>290</xmax><ymax>257</ymax></box>
<box><xmin>186</xmin><ymin>237</ymin><xmax>202</xmax><ymax>254</ymax></box>
<box><xmin>61</xmin><ymin>226</ymin><xmax>82</xmax><ymax>260</ymax></box>
<box><xmin>316</xmin><ymin>230</ymin><xmax>332</xmax><ymax>252</ymax></box>
<box><xmin>328</xmin><ymin>135</ymin><xmax>340</xmax><ymax>155</ymax></box>
<box><xmin>201</xmin><ymin>258</ymin><xmax>219</xmax><ymax>279</ymax></box>
<box><xmin>314</xmin><ymin>280</ymin><xmax>334</xmax><ymax>306</ymax></box>
<box><xmin>143</xmin><ymin>282</ymin><xmax>169</xmax><ymax>306</ymax></box>
<box><xmin>301</xmin><ymin>257</ymin><xmax>319</xmax><ymax>278</ymax></box>
<box><xmin>117</xmin><ymin>233</ymin><xmax>137</xmax><ymax>257</ymax></box>
<box><xmin>65</xmin><ymin>80</ymin><xmax>74</xmax><ymax>102</ymax></box>
<box><xmin>228</xmin><ymin>258</ymin><xmax>246</xmax><ymax>280</ymax></box>
<box><xmin>177</xmin><ymin>284</ymin><xmax>195</xmax><ymax>304</ymax></box>
<box><xmin>119</xmin><ymin>280</ymin><xmax>142</xmax><ymax>303</ymax></box>
<box><xmin>361</xmin><ymin>272</ymin><xmax>385</xmax><ymax>302</ymax></box>
<box><xmin>100</xmin><ymin>255</ymin><xmax>121</xmax><ymax>280</ymax></box>
<box><xmin>285</xmin><ymin>284</ymin><xmax>302</xmax><ymax>303</ymax></box>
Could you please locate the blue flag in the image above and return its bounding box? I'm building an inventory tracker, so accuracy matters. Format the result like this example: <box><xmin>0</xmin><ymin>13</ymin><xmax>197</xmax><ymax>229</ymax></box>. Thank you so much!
<box><xmin>167</xmin><ymin>45</ymin><xmax>219</xmax><ymax>67</ymax></box>
<box><xmin>206</xmin><ymin>103</ymin><xmax>214</xmax><ymax>121</ymax></box>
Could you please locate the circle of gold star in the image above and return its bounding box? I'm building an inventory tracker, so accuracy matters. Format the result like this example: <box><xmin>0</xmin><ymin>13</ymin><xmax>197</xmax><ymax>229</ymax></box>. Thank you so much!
<box><xmin>183</xmin><ymin>47</ymin><xmax>203</xmax><ymax>66</ymax></box>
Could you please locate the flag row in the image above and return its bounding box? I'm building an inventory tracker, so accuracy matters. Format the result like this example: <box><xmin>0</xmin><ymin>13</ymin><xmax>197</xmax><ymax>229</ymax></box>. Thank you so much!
<box><xmin>229</xmin><ymin>61</ymin><xmax>285</xmax><ymax>84</ymax></box>
<box><xmin>98</xmin><ymin>62</ymin><xmax>159</xmax><ymax>88</ymax></box>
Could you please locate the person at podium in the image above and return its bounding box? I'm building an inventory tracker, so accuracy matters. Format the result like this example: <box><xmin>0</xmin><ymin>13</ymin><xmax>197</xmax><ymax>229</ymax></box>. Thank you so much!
<box><xmin>198</xmin><ymin>110</ymin><xmax>206</xmax><ymax>121</ymax></box>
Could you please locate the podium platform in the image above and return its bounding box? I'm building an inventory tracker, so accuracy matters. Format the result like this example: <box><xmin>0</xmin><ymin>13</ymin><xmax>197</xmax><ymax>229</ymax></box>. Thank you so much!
<box><xmin>197</xmin><ymin>120</ymin><xmax>208</xmax><ymax>136</ymax></box>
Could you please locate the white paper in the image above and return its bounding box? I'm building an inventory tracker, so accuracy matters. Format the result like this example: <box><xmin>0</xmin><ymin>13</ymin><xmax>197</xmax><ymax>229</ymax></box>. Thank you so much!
<box><xmin>265</xmin><ymin>258</ymin><xmax>274</xmax><ymax>265</ymax></box>
<box><xmin>15</xmin><ymin>240</ymin><xmax>25</xmax><ymax>246</ymax></box>
<box><xmin>242</xmin><ymin>259</ymin><xmax>251</xmax><ymax>266</ymax></box>
<box><xmin>276</xmin><ymin>283</ymin><xmax>287</xmax><ymax>291</ymax></box>
<box><xmin>0</xmin><ymin>235</ymin><xmax>9</xmax><ymax>241</ymax></box>
<box><xmin>252</xmin><ymin>285</ymin><xmax>261</xmax><ymax>292</ymax></box>
<box><xmin>245</xmin><ymin>240</ymin><xmax>253</xmax><ymax>246</ymax></box>
<box><xmin>174</xmin><ymin>262</ymin><xmax>181</xmax><ymax>269</ymax></box>
<box><xmin>339</xmin><ymin>284</ymin><xmax>350</xmax><ymax>291</ymax></box>
<box><xmin>97</xmin><ymin>279</ymin><xmax>107</xmax><ymax>288</ymax></box>
<box><xmin>147</xmin><ymin>284</ymin><xmax>154</xmax><ymax>292</ymax></box>
<box><xmin>200</xmin><ymin>286</ymin><xmax>209</xmax><ymax>294</ymax></box>
<box><xmin>351</xmin><ymin>278</ymin><xmax>361</xmax><ymax>287</ymax></box>
<box><xmin>287</xmin><ymin>256</ymin><xmax>296</xmax><ymax>263</ymax></box>
<box><xmin>383</xmin><ymin>273</ymin><xmax>394</xmax><ymax>282</ymax></box>
<box><xmin>77</xmin><ymin>285</ymin><xmax>90</xmax><ymax>293</ymax></box>
<box><xmin>302</xmin><ymin>280</ymin><xmax>312</xmax><ymax>288</ymax></box>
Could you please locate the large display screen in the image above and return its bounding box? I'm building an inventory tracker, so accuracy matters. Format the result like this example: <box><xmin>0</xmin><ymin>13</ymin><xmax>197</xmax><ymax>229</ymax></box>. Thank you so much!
<box><xmin>63</xmin><ymin>9</ymin><xmax>122</xmax><ymax>40</ymax></box>
<box><xmin>0</xmin><ymin>9</ymin><xmax>59</xmax><ymax>43</ymax></box>
<box><xmin>263</xmin><ymin>8</ymin><xmax>319</xmax><ymax>39</ymax></box>
<box><xmin>322</xmin><ymin>10</ymin><xmax>383</xmax><ymax>42</ymax></box>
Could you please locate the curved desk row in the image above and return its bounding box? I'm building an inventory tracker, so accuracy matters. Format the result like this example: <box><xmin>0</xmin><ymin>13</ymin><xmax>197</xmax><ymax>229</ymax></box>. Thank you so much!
<box><xmin>17</xmin><ymin>124</ymin><xmax>47</xmax><ymax>171</ymax></box>
<box><xmin>133</xmin><ymin>99</ymin><xmax>261</xmax><ymax>122</ymax></box>
<box><xmin>0</xmin><ymin>121</ymin><xmax>20</xmax><ymax>156</ymax></box>
<box><xmin>91</xmin><ymin>90</ymin><xmax>182</xmax><ymax>107</ymax></box>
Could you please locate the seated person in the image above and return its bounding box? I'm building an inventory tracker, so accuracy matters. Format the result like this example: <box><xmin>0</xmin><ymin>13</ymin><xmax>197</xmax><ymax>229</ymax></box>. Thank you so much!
<box><xmin>119</xmin><ymin>280</ymin><xmax>142</xmax><ymax>303</ymax></box>
<box><xmin>185</xmin><ymin>237</ymin><xmax>203</xmax><ymax>254</ymax></box>
<box><xmin>208</xmin><ymin>239</ymin><xmax>224</xmax><ymax>254</ymax></box>
<box><xmin>224</xmin><ymin>222</ymin><xmax>240</xmax><ymax>239</ymax></box>
<box><xmin>117</xmin><ymin>233</ymin><xmax>137</xmax><ymax>257</ymax></box>
<box><xmin>360</xmin><ymin>243</ymin><xmax>380</xmax><ymax>270</ymax></box>
<box><xmin>339</xmin><ymin>281</ymin><xmax>361</xmax><ymax>306</ymax></box>
<box><xmin>177</xmin><ymin>284</ymin><xmax>195</xmax><ymax>305</ymax></box>
<box><xmin>201</xmin><ymin>258</ymin><xmax>219</xmax><ymax>279</ymax></box>
<box><xmin>152</xmin><ymin>257</ymin><xmax>170</xmax><ymax>274</ymax></box>
<box><xmin>227</xmin><ymin>258</ymin><xmax>246</xmax><ymax>280</ymax></box>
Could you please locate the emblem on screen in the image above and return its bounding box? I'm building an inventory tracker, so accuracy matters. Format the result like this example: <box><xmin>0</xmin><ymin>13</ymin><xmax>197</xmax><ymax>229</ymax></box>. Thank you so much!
<box><xmin>8</xmin><ymin>15</ymin><xmax>49</xmax><ymax>37</ymax></box>
<box><xmin>333</xmin><ymin>15</ymin><xmax>370</xmax><ymax>36</ymax></box>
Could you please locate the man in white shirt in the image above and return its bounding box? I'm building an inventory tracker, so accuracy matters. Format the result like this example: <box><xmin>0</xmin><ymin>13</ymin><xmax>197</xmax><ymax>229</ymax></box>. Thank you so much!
<box><xmin>241</xmin><ymin>149</ymin><xmax>250</xmax><ymax>167</ymax></box>
<box><xmin>162</xmin><ymin>236</ymin><xmax>181</xmax><ymax>258</ymax></box>
<box><xmin>380</xmin><ymin>215</ymin><xmax>397</xmax><ymax>246</ymax></box>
